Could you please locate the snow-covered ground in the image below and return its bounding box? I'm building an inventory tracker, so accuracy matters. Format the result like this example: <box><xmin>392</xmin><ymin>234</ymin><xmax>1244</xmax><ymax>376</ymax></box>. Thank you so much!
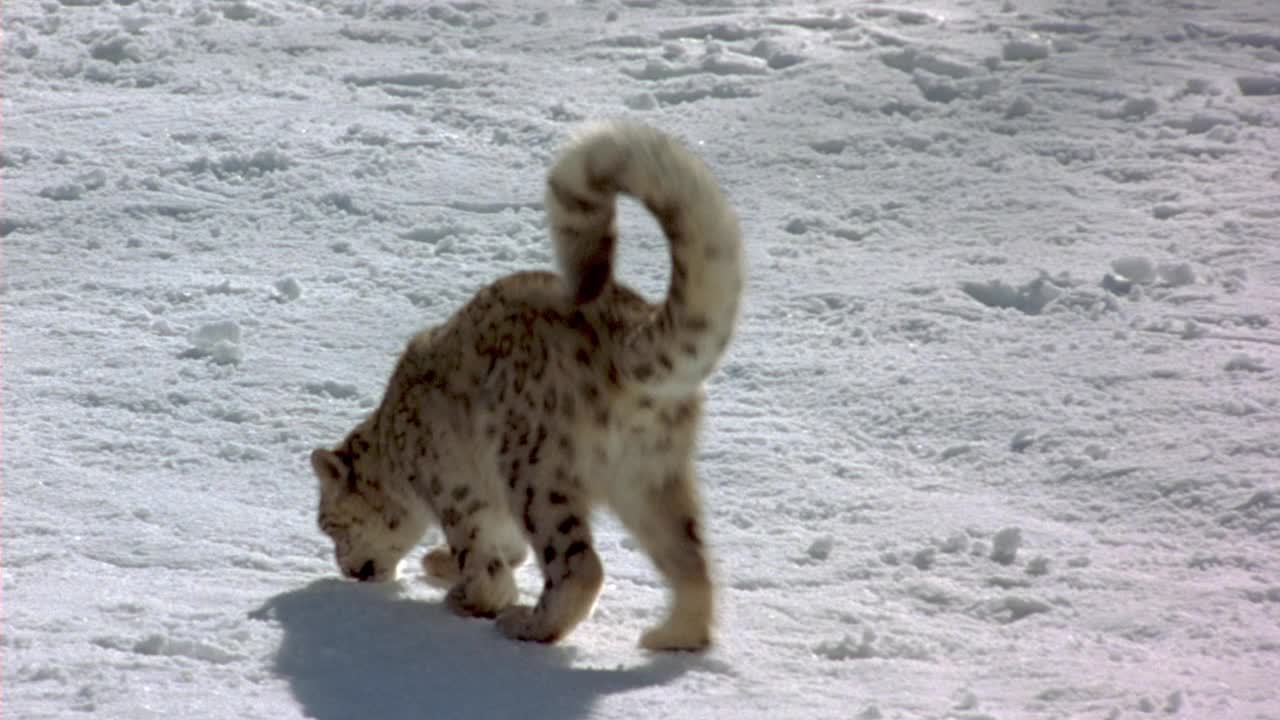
<box><xmin>4</xmin><ymin>0</ymin><xmax>1280</xmax><ymax>718</ymax></box>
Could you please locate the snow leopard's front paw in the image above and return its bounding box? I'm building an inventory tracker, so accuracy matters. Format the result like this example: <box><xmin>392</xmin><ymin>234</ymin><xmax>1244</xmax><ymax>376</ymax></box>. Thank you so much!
<box><xmin>496</xmin><ymin>605</ymin><xmax>562</xmax><ymax>644</ymax></box>
<box><xmin>422</xmin><ymin>546</ymin><xmax>459</xmax><ymax>582</ymax></box>
<box><xmin>445</xmin><ymin>573</ymin><xmax>516</xmax><ymax>619</ymax></box>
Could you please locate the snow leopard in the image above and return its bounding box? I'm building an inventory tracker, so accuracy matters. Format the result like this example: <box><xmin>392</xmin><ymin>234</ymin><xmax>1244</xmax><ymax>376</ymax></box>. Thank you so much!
<box><xmin>310</xmin><ymin>121</ymin><xmax>743</xmax><ymax>650</ymax></box>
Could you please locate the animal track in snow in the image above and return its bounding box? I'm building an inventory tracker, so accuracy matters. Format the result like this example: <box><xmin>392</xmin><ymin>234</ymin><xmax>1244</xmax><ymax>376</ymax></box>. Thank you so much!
<box><xmin>624</xmin><ymin>53</ymin><xmax>769</xmax><ymax>80</ymax></box>
<box><xmin>1237</xmin><ymin>76</ymin><xmax>1280</xmax><ymax>96</ymax></box>
<box><xmin>657</xmin><ymin>21</ymin><xmax>763</xmax><ymax>43</ymax></box>
<box><xmin>342</xmin><ymin>72</ymin><xmax>467</xmax><ymax>91</ymax></box>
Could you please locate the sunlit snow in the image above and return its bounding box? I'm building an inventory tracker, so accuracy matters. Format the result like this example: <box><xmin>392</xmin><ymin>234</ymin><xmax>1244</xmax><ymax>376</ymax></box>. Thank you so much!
<box><xmin>4</xmin><ymin>1</ymin><xmax>1278</xmax><ymax>718</ymax></box>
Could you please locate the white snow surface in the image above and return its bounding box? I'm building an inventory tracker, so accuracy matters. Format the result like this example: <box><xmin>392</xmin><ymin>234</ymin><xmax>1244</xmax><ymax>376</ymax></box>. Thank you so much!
<box><xmin>4</xmin><ymin>0</ymin><xmax>1280</xmax><ymax>718</ymax></box>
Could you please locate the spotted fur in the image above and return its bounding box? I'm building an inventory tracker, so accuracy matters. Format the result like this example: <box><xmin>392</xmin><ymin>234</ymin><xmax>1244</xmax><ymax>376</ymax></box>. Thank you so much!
<box><xmin>312</xmin><ymin>121</ymin><xmax>743</xmax><ymax>650</ymax></box>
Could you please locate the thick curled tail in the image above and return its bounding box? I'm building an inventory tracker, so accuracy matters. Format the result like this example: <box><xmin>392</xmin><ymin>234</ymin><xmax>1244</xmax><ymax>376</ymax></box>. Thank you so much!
<box><xmin>546</xmin><ymin>122</ymin><xmax>744</xmax><ymax>394</ymax></box>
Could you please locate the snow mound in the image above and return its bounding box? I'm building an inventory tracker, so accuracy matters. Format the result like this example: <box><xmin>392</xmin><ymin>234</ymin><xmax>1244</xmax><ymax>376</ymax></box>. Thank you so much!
<box><xmin>1124</xmin><ymin>97</ymin><xmax>1160</xmax><ymax>121</ymax></box>
<box><xmin>304</xmin><ymin>380</ymin><xmax>361</xmax><ymax>400</ymax></box>
<box><xmin>806</xmin><ymin>536</ymin><xmax>834</xmax><ymax>561</ymax></box>
<box><xmin>1011</xmin><ymin>429</ymin><xmax>1037</xmax><ymax>452</ymax></box>
<box><xmin>189</xmin><ymin>149</ymin><xmax>292</xmax><ymax>179</ymax></box>
<box><xmin>813</xmin><ymin>628</ymin><xmax>933</xmax><ymax>661</ymax></box>
<box><xmin>973</xmin><ymin>595</ymin><xmax>1052</xmax><ymax>623</ymax></box>
<box><xmin>990</xmin><ymin>527</ymin><xmax>1023</xmax><ymax>565</ymax></box>
<box><xmin>814</xmin><ymin>630</ymin><xmax>876</xmax><ymax>660</ymax></box>
<box><xmin>1224</xmin><ymin>355</ymin><xmax>1266</xmax><ymax>373</ymax></box>
<box><xmin>1103</xmin><ymin>256</ymin><xmax>1197</xmax><ymax>294</ymax></box>
<box><xmin>1111</xmin><ymin>256</ymin><xmax>1157</xmax><ymax>284</ymax></box>
<box><xmin>186</xmin><ymin>320</ymin><xmax>244</xmax><ymax>365</ymax></box>
<box><xmin>273</xmin><ymin>277</ymin><xmax>302</xmax><ymax>302</ymax></box>
<box><xmin>39</xmin><ymin>169</ymin><xmax>107</xmax><ymax>201</ymax></box>
<box><xmin>961</xmin><ymin>277</ymin><xmax>1061</xmax><ymax>315</ymax></box>
<box><xmin>880</xmin><ymin>48</ymin><xmax>975</xmax><ymax>79</ymax></box>
<box><xmin>1003</xmin><ymin>36</ymin><xmax>1051</xmax><ymax>62</ymax></box>
<box><xmin>132</xmin><ymin>635</ymin><xmax>240</xmax><ymax>664</ymax></box>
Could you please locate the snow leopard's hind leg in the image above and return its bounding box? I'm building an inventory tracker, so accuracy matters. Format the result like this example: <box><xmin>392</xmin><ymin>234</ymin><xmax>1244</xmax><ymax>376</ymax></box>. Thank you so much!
<box><xmin>611</xmin><ymin>463</ymin><xmax>713</xmax><ymax>651</ymax></box>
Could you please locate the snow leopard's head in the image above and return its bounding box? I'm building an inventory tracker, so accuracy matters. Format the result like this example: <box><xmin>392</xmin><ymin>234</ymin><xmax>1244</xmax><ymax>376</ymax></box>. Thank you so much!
<box><xmin>310</xmin><ymin>429</ymin><xmax>426</xmax><ymax>583</ymax></box>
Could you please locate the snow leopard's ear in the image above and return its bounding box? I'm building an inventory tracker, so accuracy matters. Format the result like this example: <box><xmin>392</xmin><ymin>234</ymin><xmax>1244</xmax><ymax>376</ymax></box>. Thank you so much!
<box><xmin>310</xmin><ymin>448</ymin><xmax>345</xmax><ymax>488</ymax></box>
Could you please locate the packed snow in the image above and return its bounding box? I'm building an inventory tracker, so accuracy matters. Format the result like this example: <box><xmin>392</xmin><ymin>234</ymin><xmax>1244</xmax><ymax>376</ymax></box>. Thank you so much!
<box><xmin>4</xmin><ymin>0</ymin><xmax>1279</xmax><ymax>718</ymax></box>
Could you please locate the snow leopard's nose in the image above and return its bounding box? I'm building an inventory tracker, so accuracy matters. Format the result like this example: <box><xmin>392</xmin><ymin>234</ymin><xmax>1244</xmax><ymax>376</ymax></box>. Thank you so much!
<box><xmin>354</xmin><ymin>560</ymin><xmax>376</xmax><ymax>581</ymax></box>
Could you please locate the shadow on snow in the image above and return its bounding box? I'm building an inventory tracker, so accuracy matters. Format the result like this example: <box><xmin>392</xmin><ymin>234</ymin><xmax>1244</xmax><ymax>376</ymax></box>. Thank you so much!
<box><xmin>253</xmin><ymin>579</ymin><xmax>689</xmax><ymax>720</ymax></box>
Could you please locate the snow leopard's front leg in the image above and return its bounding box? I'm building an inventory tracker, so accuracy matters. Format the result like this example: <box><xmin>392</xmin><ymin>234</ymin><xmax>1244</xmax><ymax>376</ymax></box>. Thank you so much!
<box><xmin>421</xmin><ymin>545</ymin><xmax>461</xmax><ymax>582</ymax></box>
<box><xmin>437</xmin><ymin>501</ymin><xmax>526</xmax><ymax>619</ymax></box>
<box><xmin>496</xmin><ymin>469</ymin><xmax>603</xmax><ymax>644</ymax></box>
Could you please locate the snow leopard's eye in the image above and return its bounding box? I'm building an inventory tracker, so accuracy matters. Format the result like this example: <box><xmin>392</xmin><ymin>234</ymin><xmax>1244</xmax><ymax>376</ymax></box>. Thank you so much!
<box><xmin>317</xmin><ymin>516</ymin><xmax>347</xmax><ymax>540</ymax></box>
